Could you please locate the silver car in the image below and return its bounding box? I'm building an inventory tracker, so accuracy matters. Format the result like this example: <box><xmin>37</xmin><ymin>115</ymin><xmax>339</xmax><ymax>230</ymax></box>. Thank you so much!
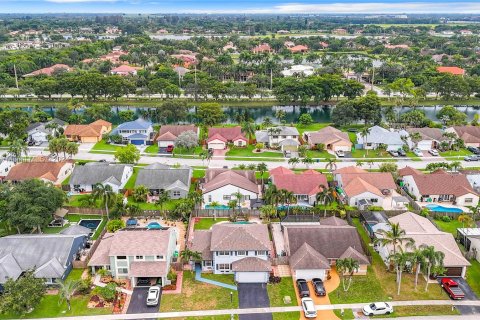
<box><xmin>301</xmin><ymin>297</ymin><xmax>317</xmax><ymax>318</ymax></box>
<box><xmin>146</xmin><ymin>286</ymin><xmax>161</xmax><ymax>306</ymax></box>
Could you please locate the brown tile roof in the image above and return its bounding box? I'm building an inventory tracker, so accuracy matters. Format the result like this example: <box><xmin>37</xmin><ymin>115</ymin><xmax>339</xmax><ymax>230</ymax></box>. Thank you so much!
<box><xmin>289</xmin><ymin>243</ymin><xmax>330</xmax><ymax>270</ymax></box>
<box><xmin>398</xmin><ymin>166</ymin><xmax>423</xmax><ymax>177</ymax></box>
<box><xmin>156</xmin><ymin>132</ymin><xmax>177</xmax><ymax>141</ymax></box>
<box><xmin>284</xmin><ymin>225</ymin><xmax>369</xmax><ymax>265</ymax></box>
<box><xmin>24</xmin><ymin>64</ymin><xmax>71</xmax><ymax>77</ymax></box>
<box><xmin>6</xmin><ymin>161</ymin><xmax>70</xmax><ymax>182</ymax></box>
<box><xmin>129</xmin><ymin>261</ymin><xmax>168</xmax><ymax>277</ymax></box>
<box><xmin>406</xmin><ymin>128</ymin><xmax>446</xmax><ymax>142</ymax></box>
<box><xmin>451</xmin><ymin>126</ymin><xmax>480</xmax><ymax>143</ymax></box>
<box><xmin>210</xmin><ymin>223</ymin><xmax>270</xmax><ymax>251</ymax></box>
<box><xmin>271</xmin><ymin>171</ymin><xmax>327</xmax><ymax>196</ymax></box>
<box><xmin>208</xmin><ymin>127</ymin><xmax>246</xmax><ymax>141</ymax></box>
<box><xmin>232</xmin><ymin>257</ymin><xmax>271</xmax><ymax>272</ymax></box>
<box><xmin>90</xmin><ymin>119</ymin><xmax>112</xmax><ymax>128</ymax></box>
<box><xmin>269</xmin><ymin>166</ymin><xmax>294</xmax><ymax>176</ymax></box>
<box><xmin>306</xmin><ymin>126</ymin><xmax>352</xmax><ymax>147</ymax></box>
<box><xmin>158</xmin><ymin>125</ymin><xmax>197</xmax><ymax>140</ymax></box>
<box><xmin>333</xmin><ymin>166</ymin><xmax>367</xmax><ymax>174</ymax></box>
<box><xmin>409</xmin><ymin>172</ymin><xmax>475</xmax><ymax>196</ymax></box>
<box><xmin>321</xmin><ymin>216</ymin><xmax>349</xmax><ymax>226</ymax></box>
<box><xmin>341</xmin><ymin>172</ymin><xmax>396</xmax><ymax>194</ymax></box>
<box><xmin>202</xmin><ymin>169</ymin><xmax>259</xmax><ymax>194</ymax></box>
<box><xmin>339</xmin><ymin>246</ymin><xmax>370</xmax><ymax>265</ymax></box>
<box><xmin>190</xmin><ymin>230</ymin><xmax>213</xmax><ymax>260</ymax></box>
<box><xmin>64</xmin><ymin>124</ymin><xmax>102</xmax><ymax>137</ymax></box>
<box><xmin>344</xmin><ymin>177</ymin><xmax>384</xmax><ymax>197</ymax></box>
<box><xmin>107</xmin><ymin>229</ymin><xmax>172</xmax><ymax>257</ymax></box>
<box><xmin>207</xmin><ymin>133</ymin><xmax>227</xmax><ymax>143</ymax></box>
<box><xmin>88</xmin><ymin>233</ymin><xmax>115</xmax><ymax>266</ymax></box>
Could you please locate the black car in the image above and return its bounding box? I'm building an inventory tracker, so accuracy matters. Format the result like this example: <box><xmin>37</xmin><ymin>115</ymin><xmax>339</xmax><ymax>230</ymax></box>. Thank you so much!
<box><xmin>137</xmin><ymin>278</ymin><xmax>151</xmax><ymax>286</ymax></box>
<box><xmin>312</xmin><ymin>278</ymin><xmax>326</xmax><ymax>296</ymax></box>
<box><xmin>397</xmin><ymin>149</ymin><xmax>406</xmax><ymax>156</ymax></box>
<box><xmin>468</xmin><ymin>146</ymin><xmax>480</xmax><ymax>154</ymax></box>
<box><xmin>296</xmin><ymin>279</ymin><xmax>310</xmax><ymax>297</ymax></box>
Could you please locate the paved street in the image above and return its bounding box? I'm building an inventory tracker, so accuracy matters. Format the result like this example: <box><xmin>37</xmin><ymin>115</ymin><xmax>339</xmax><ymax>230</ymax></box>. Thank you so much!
<box><xmin>455</xmin><ymin>278</ymin><xmax>480</xmax><ymax>315</ymax></box>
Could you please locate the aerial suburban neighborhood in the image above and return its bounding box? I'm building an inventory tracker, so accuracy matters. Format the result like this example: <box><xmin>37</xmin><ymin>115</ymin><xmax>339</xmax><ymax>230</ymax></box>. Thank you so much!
<box><xmin>2</xmin><ymin>4</ymin><xmax>480</xmax><ymax>320</ymax></box>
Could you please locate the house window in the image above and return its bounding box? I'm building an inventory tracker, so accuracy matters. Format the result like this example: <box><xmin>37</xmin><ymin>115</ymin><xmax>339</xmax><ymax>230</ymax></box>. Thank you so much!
<box><xmin>465</xmin><ymin>198</ymin><xmax>473</xmax><ymax>203</ymax></box>
<box><xmin>244</xmin><ymin>195</ymin><xmax>250</xmax><ymax>200</ymax></box>
<box><xmin>156</xmin><ymin>255</ymin><xmax>164</xmax><ymax>260</ymax></box>
<box><xmin>216</xmin><ymin>264</ymin><xmax>231</xmax><ymax>271</ymax></box>
<box><xmin>117</xmin><ymin>256</ymin><xmax>127</xmax><ymax>260</ymax></box>
<box><xmin>204</xmin><ymin>261</ymin><xmax>212</xmax><ymax>267</ymax></box>
<box><xmin>217</xmin><ymin>251</ymin><xmax>229</xmax><ymax>256</ymax></box>
<box><xmin>370</xmin><ymin>198</ymin><xmax>378</xmax><ymax>203</ymax></box>
<box><xmin>223</xmin><ymin>195</ymin><xmax>231</xmax><ymax>200</ymax></box>
<box><xmin>173</xmin><ymin>191</ymin><xmax>181</xmax><ymax>197</ymax></box>
<box><xmin>237</xmin><ymin>251</ymin><xmax>246</xmax><ymax>256</ymax></box>
<box><xmin>256</xmin><ymin>251</ymin><xmax>267</xmax><ymax>256</ymax></box>
<box><xmin>208</xmin><ymin>195</ymin><xmax>212</xmax><ymax>202</ymax></box>
<box><xmin>135</xmin><ymin>256</ymin><xmax>144</xmax><ymax>260</ymax></box>
<box><xmin>117</xmin><ymin>268</ymin><xmax>128</xmax><ymax>274</ymax></box>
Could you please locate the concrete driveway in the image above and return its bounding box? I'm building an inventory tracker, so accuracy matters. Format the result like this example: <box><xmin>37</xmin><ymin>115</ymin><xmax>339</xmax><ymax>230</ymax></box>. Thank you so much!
<box><xmin>238</xmin><ymin>283</ymin><xmax>272</xmax><ymax>320</ymax></box>
<box><xmin>126</xmin><ymin>287</ymin><xmax>161</xmax><ymax>314</ymax></box>
<box><xmin>453</xmin><ymin>278</ymin><xmax>480</xmax><ymax>315</ymax></box>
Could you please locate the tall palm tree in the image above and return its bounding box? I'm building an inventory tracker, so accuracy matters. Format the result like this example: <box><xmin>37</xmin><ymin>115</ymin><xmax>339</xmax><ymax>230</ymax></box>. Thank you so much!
<box><xmin>241</xmin><ymin>121</ymin><xmax>256</xmax><ymax>144</ymax></box>
<box><xmin>421</xmin><ymin>245</ymin><xmax>445</xmax><ymax>292</ymax></box>
<box><xmin>410</xmin><ymin>247</ymin><xmax>426</xmax><ymax>291</ymax></box>
<box><xmin>302</xmin><ymin>157</ymin><xmax>314</xmax><ymax>169</ymax></box>
<box><xmin>316</xmin><ymin>184</ymin><xmax>334</xmax><ymax>217</ymax></box>
<box><xmin>389</xmin><ymin>249</ymin><xmax>411</xmax><ymax>295</ymax></box>
<box><xmin>450</xmin><ymin>161</ymin><xmax>462</xmax><ymax>172</ymax></box>
<box><xmin>262</xmin><ymin>117</ymin><xmax>273</xmax><ymax>129</ymax></box>
<box><xmin>180</xmin><ymin>248</ymin><xmax>202</xmax><ymax>264</ymax></box>
<box><xmin>155</xmin><ymin>190</ymin><xmax>171</xmax><ymax>219</ymax></box>
<box><xmin>256</xmin><ymin>162</ymin><xmax>268</xmax><ymax>192</ymax></box>
<box><xmin>325</xmin><ymin>158</ymin><xmax>337</xmax><ymax>174</ymax></box>
<box><xmin>280</xmin><ymin>189</ymin><xmax>297</xmax><ymax>216</ymax></box>
<box><xmin>288</xmin><ymin>157</ymin><xmax>300</xmax><ymax>169</ymax></box>
<box><xmin>336</xmin><ymin>258</ymin><xmax>359</xmax><ymax>292</ymax></box>
<box><xmin>374</xmin><ymin>223</ymin><xmax>415</xmax><ymax>256</ymax></box>
<box><xmin>360</xmin><ymin>127</ymin><xmax>371</xmax><ymax>156</ymax></box>
<box><xmin>8</xmin><ymin>139</ymin><xmax>28</xmax><ymax>162</ymax></box>
<box><xmin>356</xmin><ymin>161</ymin><xmax>364</xmax><ymax>167</ymax></box>
<box><xmin>92</xmin><ymin>184</ymin><xmax>114</xmax><ymax>220</ymax></box>
<box><xmin>260</xmin><ymin>205</ymin><xmax>276</xmax><ymax>223</ymax></box>
<box><xmin>56</xmin><ymin>279</ymin><xmax>80</xmax><ymax>311</ymax></box>
<box><xmin>264</xmin><ymin>185</ymin><xmax>281</xmax><ymax>217</ymax></box>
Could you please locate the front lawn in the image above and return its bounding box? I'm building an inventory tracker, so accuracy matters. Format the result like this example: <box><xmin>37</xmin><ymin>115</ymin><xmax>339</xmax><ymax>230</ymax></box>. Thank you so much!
<box><xmin>466</xmin><ymin>259</ymin><xmax>480</xmax><ymax>296</ymax></box>
<box><xmin>194</xmin><ymin>218</ymin><xmax>229</xmax><ymax>230</ymax></box>
<box><xmin>306</xmin><ymin>150</ymin><xmax>335</xmax><ymax>159</ymax></box>
<box><xmin>406</xmin><ymin>151</ymin><xmax>422</xmax><ymax>161</ymax></box>
<box><xmin>144</xmin><ymin>144</ymin><xmax>159</xmax><ymax>154</ymax></box>
<box><xmin>433</xmin><ymin>218</ymin><xmax>463</xmax><ymax>236</ymax></box>
<box><xmin>226</xmin><ymin>145</ymin><xmax>283</xmax><ymax>158</ymax></box>
<box><xmin>439</xmin><ymin>149</ymin><xmax>472</xmax><ymax>157</ymax></box>
<box><xmin>160</xmin><ymin>271</ymin><xmax>239</xmax><ymax>312</ymax></box>
<box><xmin>373</xmin><ymin>305</ymin><xmax>459</xmax><ymax>318</ymax></box>
<box><xmin>350</xmin><ymin>149</ymin><xmax>393</xmax><ymax>159</ymax></box>
<box><xmin>91</xmin><ymin>140</ymin><xmax>124</xmax><ymax>152</ymax></box>
<box><xmin>174</xmin><ymin>146</ymin><xmax>204</xmax><ymax>156</ymax></box>
<box><xmin>267</xmin><ymin>277</ymin><xmax>296</xmax><ymax>307</ymax></box>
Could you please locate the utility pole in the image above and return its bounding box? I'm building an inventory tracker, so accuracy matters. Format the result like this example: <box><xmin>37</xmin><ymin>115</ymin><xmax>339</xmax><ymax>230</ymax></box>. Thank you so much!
<box><xmin>13</xmin><ymin>63</ymin><xmax>19</xmax><ymax>89</ymax></box>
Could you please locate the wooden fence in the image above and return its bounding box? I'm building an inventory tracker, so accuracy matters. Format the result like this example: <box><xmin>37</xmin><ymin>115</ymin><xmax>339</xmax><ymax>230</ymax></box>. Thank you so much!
<box><xmin>399</xmin><ymin>189</ymin><xmax>422</xmax><ymax>211</ymax></box>
<box><xmin>73</xmin><ymin>228</ymin><xmax>107</xmax><ymax>269</ymax></box>
<box><xmin>193</xmin><ymin>209</ymin><xmax>261</xmax><ymax>217</ymax></box>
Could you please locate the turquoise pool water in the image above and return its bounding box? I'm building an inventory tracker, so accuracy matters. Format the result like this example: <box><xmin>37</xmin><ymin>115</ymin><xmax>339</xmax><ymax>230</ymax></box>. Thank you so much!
<box><xmin>205</xmin><ymin>205</ymin><xmax>230</xmax><ymax>210</ymax></box>
<box><xmin>147</xmin><ymin>221</ymin><xmax>162</xmax><ymax>229</ymax></box>
<box><xmin>426</xmin><ymin>204</ymin><xmax>463</xmax><ymax>213</ymax></box>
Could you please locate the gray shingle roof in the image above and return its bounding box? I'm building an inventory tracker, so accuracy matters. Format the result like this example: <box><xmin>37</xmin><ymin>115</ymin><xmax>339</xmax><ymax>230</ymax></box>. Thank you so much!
<box><xmin>210</xmin><ymin>223</ymin><xmax>270</xmax><ymax>251</ymax></box>
<box><xmin>69</xmin><ymin>163</ymin><xmax>130</xmax><ymax>186</ymax></box>
<box><xmin>289</xmin><ymin>242</ymin><xmax>330</xmax><ymax>270</ymax></box>
<box><xmin>232</xmin><ymin>257</ymin><xmax>271</xmax><ymax>272</ymax></box>
<box><xmin>135</xmin><ymin>164</ymin><xmax>191</xmax><ymax>191</ymax></box>
<box><xmin>0</xmin><ymin>254</ymin><xmax>22</xmax><ymax>284</ymax></box>
<box><xmin>60</xmin><ymin>225</ymin><xmax>91</xmax><ymax>236</ymax></box>
<box><xmin>190</xmin><ymin>230</ymin><xmax>213</xmax><ymax>260</ymax></box>
<box><xmin>0</xmin><ymin>234</ymin><xmax>84</xmax><ymax>283</ymax></box>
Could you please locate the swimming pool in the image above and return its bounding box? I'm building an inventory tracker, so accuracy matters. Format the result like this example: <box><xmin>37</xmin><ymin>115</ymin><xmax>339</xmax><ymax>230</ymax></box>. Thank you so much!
<box><xmin>147</xmin><ymin>221</ymin><xmax>162</xmax><ymax>230</ymax></box>
<box><xmin>205</xmin><ymin>205</ymin><xmax>231</xmax><ymax>210</ymax></box>
<box><xmin>78</xmin><ymin>219</ymin><xmax>102</xmax><ymax>230</ymax></box>
<box><xmin>425</xmin><ymin>204</ymin><xmax>463</xmax><ymax>213</ymax></box>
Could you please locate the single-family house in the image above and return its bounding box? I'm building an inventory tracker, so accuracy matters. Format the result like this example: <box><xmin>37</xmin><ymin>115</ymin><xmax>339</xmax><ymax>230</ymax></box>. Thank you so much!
<box><xmin>0</xmin><ymin>234</ymin><xmax>87</xmax><ymax>286</ymax></box>
<box><xmin>27</xmin><ymin>118</ymin><xmax>67</xmax><ymax>144</ymax></box>
<box><xmin>0</xmin><ymin>160</ymin><xmax>15</xmax><ymax>180</ymax></box>
<box><xmin>303</xmin><ymin>126</ymin><xmax>352</xmax><ymax>152</ymax></box>
<box><xmin>406</xmin><ymin>127</ymin><xmax>448</xmax><ymax>150</ymax></box>
<box><xmin>402</xmin><ymin>170</ymin><xmax>478</xmax><ymax>206</ymax></box>
<box><xmin>88</xmin><ymin>229</ymin><xmax>177</xmax><ymax>287</ymax></box>
<box><xmin>64</xmin><ymin>119</ymin><xmax>112</xmax><ymax>143</ymax></box>
<box><xmin>459</xmin><ymin>170</ymin><xmax>480</xmax><ymax>193</ymax></box>
<box><xmin>156</xmin><ymin>125</ymin><xmax>199</xmax><ymax>148</ymax></box>
<box><xmin>437</xmin><ymin>66</ymin><xmax>465</xmax><ymax>76</ymax></box>
<box><xmin>135</xmin><ymin>163</ymin><xmax>192</xmax><ymax>200</ymax></box>
<box><xmin>191</xmin><ymin>223</ymin><xmax>271</xmax><ymax>283</ymax></box>
<box><xmin>5</xmin><ymin>160</ymin><xmax>74</xmax><ymax>185</ymax></box>
<box><xmin>356</xmin><ymin>125</ymin><xmax>405</xmax><ymax>151</ymax></box>
<box><xmin>445</xmin><ymin>126</ymin><xmax>480</xmax><ymax>147</ymax></box>
<box><xmin>207</xmin><ymin>127</ymin><xmax>247</xmax><ymax>150</ymax></box>
<box><xmin>288</xmin><ymin>45</ymin><xmax>309</xmax><ymax>53</ymax></box>
<box><xmin>334</xmin><ymin>166</ymin><xmax>397</xmax><ymax>209</ymax></box>
<box><xmin>255</xmin><ymin>126</ymin><xmax>300</xmax><ymax>151</ymax></box>
<box><xmin>201</xmin><ymin>169</ymin><xmax>260</xmax><ymax>208</ymax></box>
<box><xmin>378</xmin><ymin>212</ymin><xmax>470</xmax><ymax>277</ymax></box>
<box><xmin>458</xmin><ymin>228</ymin><xmax>480</xmax><ymax>263</ymax></box>
<box><xmin>280</xmin><ymin>65</ymin><xmax>315</xmax><ymax>77</ymax></box>
<box><xmin>269</xmin><ymin>167</ymin><xmax>328</xmax><ymax>206</ymax></box>
<box><xmin>283</xmin><ymin>218</ymin><xmax>370</xmax><ymax>280</ymax></box>
<box><xmin>69</xmin><ymin>162</ymin><xmax>133</xmax><ymax>193</ymax></box>
<box><xmin>23</xmin><ymin>64</ymin><xmax>72</xmax><ymax>77</ymax></box>
<box><xmin>252</xmin><ymin>43</ymin><xmax>272</xmax><ymax>54</ymax></box>
<box><xmin>110</xmin><ymin>119</ymin><xmax>154</xmax><ymax>145</ymax></box>
<box><xmin>110</xmin><ymin>65</ymin><xmax>141</xmax><ymax>76</ymax></box>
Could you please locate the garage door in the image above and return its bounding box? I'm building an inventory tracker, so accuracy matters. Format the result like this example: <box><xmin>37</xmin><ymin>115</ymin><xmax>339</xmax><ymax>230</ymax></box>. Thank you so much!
<box><xmin>235</xmin><ymin>272</ymin><xmax>268</xmax><ymax>283</ymax></box>
<box><xmin>333</xmin><ymin>145</ymin><xmax>351</xmax><ymax>152</ymax></box>
<box><xmin>208</xmin><ymin>142</ymin><xmax>225</xmax><ymax>150</ymax></box>
<box><xmin>131</xmin><ymin>139</ymin><xmax>145</xmax><ymax>145</ymax></box>
<box><xmin>417</xmin><ymin>141</ymin><xmax>432</xmax><ymax>151</ymax></box>
<box><xmin>158</xmin><ymin>141</ymin><xmax>174</xmax><ymax>147</ymax></box>
<box><xmin>295</xmin><ymin>269</ymin><xmax>326</xmax><ymax>281</ymax></box>
<box><xmin>445</xmin><ymin>267</ymin><xmax>463</xmax><ymax>277</ymax></box>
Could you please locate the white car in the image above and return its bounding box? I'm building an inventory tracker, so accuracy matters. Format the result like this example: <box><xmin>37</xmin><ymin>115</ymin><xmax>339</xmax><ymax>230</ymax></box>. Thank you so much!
<box><xmin>336</xmin><ymin>150</ymin><xmax>345</xmax><ymax>157</ymax></box>
<box><xmin>362</xmin><ymin>302</ymin><xmax>393</xmax><ymax>316</ymax></box>
<box><xmin>429</xmin><ymin>149</ymin><xmax>439</xmax><ymax>156</ymax></box>
<box><xmin>301</xmin><ymin>297</ymin><xmax>317</xmax><ymax>318</ymax></box>
<box><xmin>413</xmin><ymin>148</ymin><xmax>423</xmax><ymax>157</ymax></box>
<box><xmin>146</xmin><ymin>286</ymin><xmax>161</xmax><ymax>306</ymax></box>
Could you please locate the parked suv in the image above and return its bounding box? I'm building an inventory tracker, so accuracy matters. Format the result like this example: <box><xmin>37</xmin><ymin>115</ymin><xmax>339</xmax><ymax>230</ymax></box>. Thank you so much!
<box><xmin>312</xmin><ymin>278</ymin><xmax>326</xmax><ymax>296</ymax></box>
<box><xmin>296</xmin><ymin>279</ymin><xmax>310</xmax><ymax>297</ymax></box>
<box><xmin>467</xmin><ymin>146</ymin><xmax>480</xmax><ymax>154</ymax></box>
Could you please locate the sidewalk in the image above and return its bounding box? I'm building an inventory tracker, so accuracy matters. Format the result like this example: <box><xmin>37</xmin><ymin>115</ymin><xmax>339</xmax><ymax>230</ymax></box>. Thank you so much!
<box><xmin>194</xmin><ymin>264</ymin><xmax>237</xmax><ymax>291</ymax></box>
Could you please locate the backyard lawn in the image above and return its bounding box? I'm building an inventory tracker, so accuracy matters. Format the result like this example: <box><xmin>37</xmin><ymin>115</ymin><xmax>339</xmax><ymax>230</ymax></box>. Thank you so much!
<box><xmin>160</xmin><ymin>271</ymin><xmax>239</xmax><ymax>312</ymax></box>
<box><xmin>124</xmin><ymin>167</ymin><xmax>139</xmax><ymax>189</ymax></box>
<box><xmin>194</xmin><ymin>218</ymin><xmax>229</xmax><ymax>230</ymax></box>
<box><xmin>226</xmin><ymin>145</ymin><xmax>283</xmax><ymax>158</ymax></box>
<box><xmin>295</xmin><ymin>123</ymin><xmax>330</xmax><ymax>135</ymax></box>
<box><xmin>433</xmin><ymin>218</ymin><xmax>463</xmax><ymax>236</ymax></box>
<box><xmin>267</xmin><ymin>277</ymin><xmax>296</xmax><ymax>307</ymax></box>
<box><xmin>43</xmin><ymin>214</ymin><xmax>106</xmax><ymax>240</ymax></box>
<box><xmin>127</xmin><ymin>196</ymin><xmax>180</xmax><ymax>211</ymax></box>
<box><xmin>90</xmin><ymin>140</ymin><xmax>124</xmax><ymax>152</ymax></box>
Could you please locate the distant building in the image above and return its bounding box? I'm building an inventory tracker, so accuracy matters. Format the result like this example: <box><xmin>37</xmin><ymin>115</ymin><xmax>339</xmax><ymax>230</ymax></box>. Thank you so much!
<box><xmin>437</xmin><ymin>66</ymin><xmax>465</xmax><ymax>76</ymax></box>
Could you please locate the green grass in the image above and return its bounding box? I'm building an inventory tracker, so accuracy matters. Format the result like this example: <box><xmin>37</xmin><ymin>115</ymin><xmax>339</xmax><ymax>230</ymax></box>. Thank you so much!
<box><xmin>295</xmin><ymin>123</ymin><xmax>330</xmax><ymax>135</ymax></box>
<box><xmin>373</xmin><ymin>305</ymin><xmax>459</xmax><ymax>318</ymax></box>
<box><xmin>127</xmin><ymin>196</ymin><xmax>180</xmax><ymax>211</ymax></box>
<box><xmin>144</xmin><ymin>144</ymin><xmax>159</xmax><ymax>154</ymax></box>
<box><xmin>0</xmin><ymin>294</ymin><xmax>111</xmax><ymax>319</ymax></box>
<box><xmin>267</xmin><ymin>277</ymin><xmax>296</xmax><ymax>307</ymax></box>
<box><xmin>67</xmin><ymin>195</ymin><xmax>100</xmax><ymax>208</ymax></box>
<box><xmin>124</xmin><ymin>167</ymin><xmax>139</xmax><ymax>189</ymax></box>
<box><xmin>201</xmin><ymin>273</ymin><xmax>236</xmax><ymax>286</ymax></box>
<box><xmin>160</xmin><ymin>271</ymin><xmax>238</xmax><ymax>312</ymax></box>
<box><xmin>306</xmin><ymin>149</ymin><xmax>335</xmax><ymax>159</ymax></box>
<box><xmin>67</xmin><ymin>269</ymin><xmax>85</xmax><ymax>281</ymax></box>
<box><xmin>439</xmin><ymin>149</ymin><xmax>472</xmax><ymax>157</ymax></box>
<box><xmin>194</xmin><ymin>218</ymin><xmax>229</xmax><ymax>230</ymax></box>
<box><xmin>466</xmin><ymin>259</ymin><xmax>480</xmax><ymax>296</ymax></box>
<box><xmin>406</xmin><ymin>151</ymin><xmax>422</xmax><ymax>161</ymax></box>
<box><xmin>226</xmin><ymin>145</ymin><xmax>283</xmax><ymax>158</ymax></box>
<box><xmin>350</xmin><ymin>149</ymin><xmax>393</xmax><ymax>159</ymax></box>
<box><xmin>193</xmin><ymin>169</ymin><xmax>206</xmax><ymax>179</ymax></box>
<box><xmin>174</xmin><ymin>146</ymin><xmax>204</xmax><ymax>156</ymax></box>
<box><xmin>433</xmin><ymin>218</ymin><xmax>463</xmax><ymax>236</ymax></box>
<box><xmin>91</xmin><ymin>140</ymin><xmax>124</xmax><ymax>152</ymax></box>
<box><xmin>62</xmin><ymin>174</ymin><xmax>71</xmax><ymax>186</ymax></box>
<box><xmin>334</xmin><ymin>309</ymin><xmax>355</xmax><ymax>319</ymax></box>
<box><xmin>272</xmin><ymin>312</ymin><xmax>300</xmax><ymax>320</ymax></box>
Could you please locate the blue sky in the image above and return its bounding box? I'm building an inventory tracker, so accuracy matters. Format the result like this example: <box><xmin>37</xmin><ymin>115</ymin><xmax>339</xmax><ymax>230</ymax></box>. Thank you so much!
<box><xmin>1</xmin><ymin>0</ymin><xmax>480</xmax><ymax>14</ymax></box>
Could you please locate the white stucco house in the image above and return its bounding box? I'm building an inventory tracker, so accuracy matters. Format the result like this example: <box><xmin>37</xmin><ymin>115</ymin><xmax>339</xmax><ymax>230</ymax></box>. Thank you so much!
<box><xmin>201</xmin><ymin>169</ymin><xmax>260</xmax><ymax>208</ymax></box>
<box><xmin>0</xmin><ymin>159</ymin><xmax>15</xmax><ymax>180</ymax></box>
<box><xmin>88</xmin><ymin>229</ymin><xmax>177</xmax><ymax>287</ymax></box>
<box><xmin>191</xmin><ymin>223</ymin><xmax>271</xmax><ymax>283</ymax></box>
<box><xmin>69</xmin><ymin>162</ymin><xmax>133</xmax><ymax>193</ymax></box>
<box><xmin>255</xmin><ymin>126</ymin><xmax>300</xmax><ymax>150</ymax></box>
<box><xmin>356</xmin><ymin>125</ymin><xmax>406</xmax><ymax>151</ymax></box>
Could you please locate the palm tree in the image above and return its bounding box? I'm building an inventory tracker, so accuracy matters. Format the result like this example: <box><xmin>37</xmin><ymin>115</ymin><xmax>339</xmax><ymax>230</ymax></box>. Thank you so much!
<box><xmin>280</xmin><ymin>189</ymin><xmax>297</xmax><ymax>216</ymax></box>
<box><xmin>409</xmin><ymin>132</ymin><xmax>422</xmax><ymax>149</ymax></box>
<box><xmin>264</xmin><ymin>185</ymin><xmax>281</xmax><ymax>217</ymax></box>
<box><xmin>374</xmin><ymin>223</ymin><xmax>414</xmax><ymax>256</ymax></box>
<box><xmin>325</xmin><ymin>158</ymin><xmax>337</xmax><ymax>174</ymax></box>
<box><xmin>367</xmin><ymin>160</ymin><xmax>374</xmax><ymax>169</ymax></box>
<box><xmin>302</xmin><ymin>156</ymin><xmax>314</xmax><ymax>169</ymax></box>
<box><xmin>155</xmin><ymin>190</ymin><xmax>171</xmax><ymax>219</ymax></box>
<box><xmin>56</xmin><ymin>279</ymin><xmax>80</xmax><ymax>311</ymax></box>
<box><xmin>360</xmin><ymin>127</ymin><xmax>371</xmax><ymax>156</ymax></box>
<box><xmin>188</xmin><ymin>190</ymin><xmax>203</xmax><ymax>210</ymax></box>
<box><xmin>356</xmin><ymin>161</ymin><xmax>364</xmax><ymax>167</ymax></box>
<box><xmin>316</xmin><ymin>185</ymin><xmax>334</xmax><ymax>217</ymax></box>
<box><xmin>180</xmin><ymin>248</ymin><xmax>202</xmax><ymax>264</ymax></box>
<box><xmin>92</xmin><ymin>184</ymin><xmax>115</xmax><ymax>220</ymax></box>
<box><xmin>410</xmin><ymin>247</ymin><xmax>426</xmax><ymax>291</ymax></box>
<box><xmin>260</xmin><ymin>205</ymin><xmax>276</xmax><ymax>223</ymax></box>
<box><xmin>262</xmin><ymin>117</ymin><xmax>273</xmax><ymax>128</ymax></box>
<box><xmin>336</xmin><ymin>258</ymin><xmax>359</xmax><ymax>292</ymax></box>
<box><xmin>389</xmin><ymin>249</ymin><xmax>411</xmax><ymax>295</ymax></box>
<box><xmin>256</xmin><ymin>162</ymin><xmax>268</xmax><ymax>192</ymax></box>
<box><xmin>200</xmin><ymin>150</ymin><xmax>212</xmax><ymax>166</ymax></box>
<box><xmin>288</xmin><ymin>157</ymin><xmax>300</xmax><ymax>169</ymax></box>
<box><xmin>450</xmin><ymin>161</ymin><xmax>462</xmax><ymax>172</ymax></box>
<box><xmin>241</xmin><ymin>121</ymin><xmax>256</xmax><ymax>144</ymax></box>
<box><xmin>8</xmin><ymin>139</ymin><xmax>28</xmax><ymax>162</ymax></box>
<box><xmin>421</xmin><ymin>245</ymin><xmax>445</xmax><ymax>292</ymax></box>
